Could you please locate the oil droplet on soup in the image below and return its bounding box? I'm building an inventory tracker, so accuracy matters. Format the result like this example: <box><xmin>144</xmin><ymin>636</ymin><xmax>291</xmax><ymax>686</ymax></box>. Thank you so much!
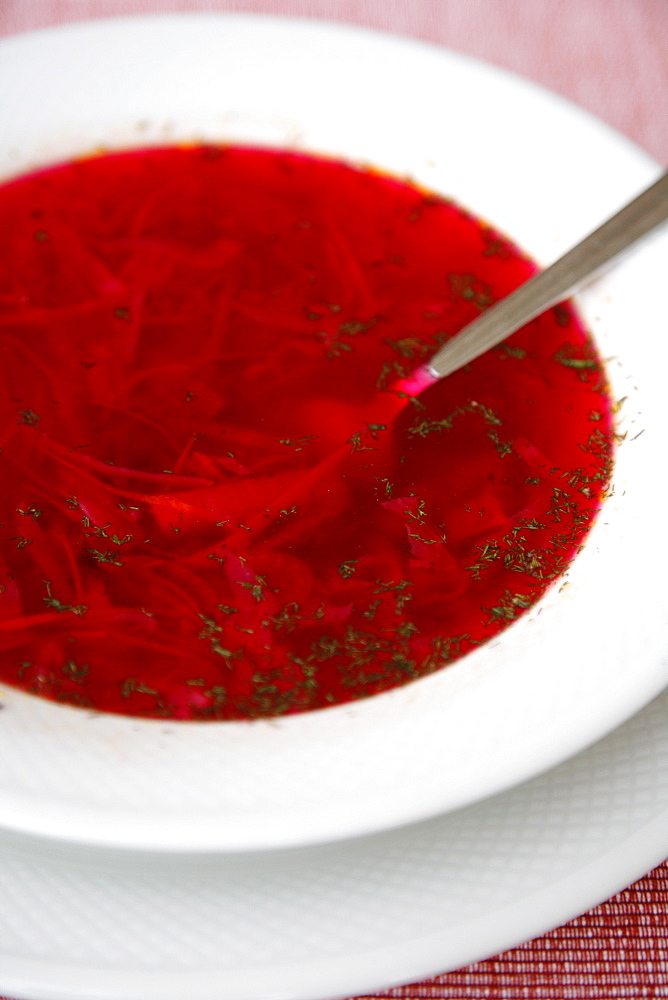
<box><xmin>0</xmin><ymin>146</ymin><xmax>614</xmax><ymax>719</ymax></box>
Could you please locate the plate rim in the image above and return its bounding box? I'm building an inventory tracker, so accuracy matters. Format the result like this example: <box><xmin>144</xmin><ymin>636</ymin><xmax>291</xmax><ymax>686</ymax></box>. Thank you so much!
<box><xmin>0</xmin><ymin>687</ymin><xmax>666</xmax><ymax>1000</ymax></box>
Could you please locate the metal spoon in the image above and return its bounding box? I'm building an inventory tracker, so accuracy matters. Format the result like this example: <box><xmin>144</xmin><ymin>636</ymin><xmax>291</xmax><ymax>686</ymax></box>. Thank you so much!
<box><xmin>406</xmin><ymin>170</ymin><xmax>668</xmax><ymax>391</ymax></box>
<box><xmin>228</xmin><ymin>172</ymin><xmax>668</xmax><ymax>546</ymax></box>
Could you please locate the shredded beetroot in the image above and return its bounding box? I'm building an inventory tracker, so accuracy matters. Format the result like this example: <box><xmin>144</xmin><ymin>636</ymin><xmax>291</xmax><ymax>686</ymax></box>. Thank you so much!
<box><xmin>0</xmin><ymin>146</ymin><xmax>613</xmax><ymax>719</ymax></box>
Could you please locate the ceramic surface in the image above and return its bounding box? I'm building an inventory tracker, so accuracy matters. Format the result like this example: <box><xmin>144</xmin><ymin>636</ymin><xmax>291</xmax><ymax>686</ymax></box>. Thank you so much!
<box><xmin>0</xmin><ymin>14</ymin><xmax>666</xmax><ymax>851</ymax></box>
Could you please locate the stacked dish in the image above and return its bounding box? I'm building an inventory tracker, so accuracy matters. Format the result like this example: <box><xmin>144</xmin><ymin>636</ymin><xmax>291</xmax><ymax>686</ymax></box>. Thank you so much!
<box><xmin>0</xmin><ymin>16</ymin><xmax>666</xmax><ymax>1000</ymax></box>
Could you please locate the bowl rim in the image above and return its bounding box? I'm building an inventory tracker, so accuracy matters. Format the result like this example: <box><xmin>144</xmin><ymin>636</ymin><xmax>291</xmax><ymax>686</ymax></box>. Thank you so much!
<box><xmin>0</xmin><ymin>11</ymin><xmax>666</xmax><ymax>852</ymax></box>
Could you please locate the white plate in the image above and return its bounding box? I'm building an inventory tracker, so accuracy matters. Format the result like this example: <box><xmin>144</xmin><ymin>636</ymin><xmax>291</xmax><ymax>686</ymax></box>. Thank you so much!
<box><xmin>0</xmin><ymin>684</ymin><xmax>666</xmax><ymax>1000</ymax></box>
<box><xmin>0</xmin><ymin>14</ymin><xmax>667</xmax><ymax>852</ymax></box>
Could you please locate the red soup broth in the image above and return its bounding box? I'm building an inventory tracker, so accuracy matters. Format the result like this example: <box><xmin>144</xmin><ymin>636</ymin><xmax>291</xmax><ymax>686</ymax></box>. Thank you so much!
<box><xmin>0</xmin><ymin>145</ymin><xmax>614</xmax><ymax>720</ymax></box>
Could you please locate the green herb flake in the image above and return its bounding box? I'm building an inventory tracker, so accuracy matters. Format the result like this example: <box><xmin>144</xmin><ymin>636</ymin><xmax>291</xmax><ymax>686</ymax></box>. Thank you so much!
<box><xmin>120</xmin><ymin>678</ymin><xmax>159</xmax><ymax>700</ymax></box>
<box><xmin>348</xmin><ymin>431</ymin><xmax>373</xmax><ymax>453</ymax></box>
<box><xmin>449</xmin><ymin>273</ymin><xmax>493</xmax><ymax>309</ymax></box>
<box><xmin>240</xmin><ymin>575</ymin><xmax>270</xmax><ymax>602</ymax></box>
<box><xmin>62</xmin><ymin>660</ymin><xmax>90</xmax><ymax>684</ymax></box>
<box><xmin>554</xmin><ymin>345</ymin><xmax>599</xmax><ymax>373</ymax></box>
<box><xmin>43</xmin><ymin>581</ymin><xmax>88</xmax><ymax>617</ymax></box>
<box><xmin>87</xmin><ymin>548</ymin><xmax>123</xmax><ymax>566</ymax></box>
<box><xmin>18</xmin><ymin>410</ymin><xmax>40</xmax><ymax>426</ymax></box>
<box><xmin>279</xmin><ymin>436</ymin><xmax>315</xmax><ymax>451</ymax></box>
<box><xmin>487</xmin><ymin>429</ymin><xmax>514</xmax><ymax>457</ymax></box>
<box><xmin>16</xmin><ymin>505</ymin><xmax>42</xmax><ymax>520</ymax></box>
<box><xmin>111</xmin><ymin>533</ymin><xmax>133</xmax><ymax>546</ymax></box>
<box><xmin>338</xmin><ymin>560</ymin><xmax>358</xmax><ymax>579</ymax></box>
<box><xmin>484</xmin><ymin>590</ymin><xmax>533</xmax><ymax>623</ymax></box>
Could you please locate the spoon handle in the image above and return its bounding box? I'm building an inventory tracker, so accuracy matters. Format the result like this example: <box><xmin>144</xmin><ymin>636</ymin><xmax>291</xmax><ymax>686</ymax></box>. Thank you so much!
<box><xmin>426</xmin><ymin>170</ymin><xmax>668</xmax><ymax>380</ymax></box>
